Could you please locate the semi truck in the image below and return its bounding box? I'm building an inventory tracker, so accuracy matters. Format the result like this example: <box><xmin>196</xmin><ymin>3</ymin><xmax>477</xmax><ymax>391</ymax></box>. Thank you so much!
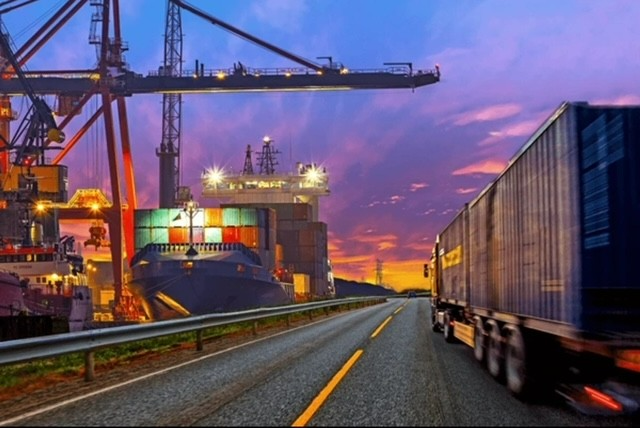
<box><xmin>427</xmin><ymin>101</ymin><xmax>640</xmax><ymax>416</ymax></box>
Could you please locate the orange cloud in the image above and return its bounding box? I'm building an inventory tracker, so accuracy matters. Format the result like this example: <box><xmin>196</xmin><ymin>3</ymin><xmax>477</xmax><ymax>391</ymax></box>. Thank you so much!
<box><xmin>452</xmin><ymin>159</ymin><xmax>506</xmax><ymax>176</ymax></box>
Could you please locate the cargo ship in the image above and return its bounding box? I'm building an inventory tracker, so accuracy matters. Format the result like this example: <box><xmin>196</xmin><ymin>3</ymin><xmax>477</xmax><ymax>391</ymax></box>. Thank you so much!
<box><xmin>127</xmin><ymin>136</ymin><xmax>334</xmax><ymax>319</ymax></box>
<box><xmin>127</xmin><ymin>199</ymin><xmax>295</xmax><ymax>320</ymax></box>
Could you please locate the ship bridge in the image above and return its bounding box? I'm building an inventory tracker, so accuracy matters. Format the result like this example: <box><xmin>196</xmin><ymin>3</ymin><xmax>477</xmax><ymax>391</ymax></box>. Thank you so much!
<box><xmin>201</xmin><ymin>137</ymin><xmax>329</xmax><ymax>221</ymax></box>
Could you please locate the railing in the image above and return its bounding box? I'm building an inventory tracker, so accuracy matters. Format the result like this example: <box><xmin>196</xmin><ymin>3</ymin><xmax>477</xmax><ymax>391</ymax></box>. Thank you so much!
<box><xmin>0</xmin><ymin>297</ymin><xmax>386</xmax><ymax>381</ymax></box>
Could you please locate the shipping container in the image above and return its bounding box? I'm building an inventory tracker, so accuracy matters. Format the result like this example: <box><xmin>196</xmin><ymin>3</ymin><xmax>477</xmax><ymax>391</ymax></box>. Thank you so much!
<box><xmin>204</xmin><ymin>227</ymin><xmax>223</xmax><ymax>243</ymax></box>
<box><xmin>149</xmin><ymin>209</ymin><xmax>170</xmax><ymax>228</ymax></box>
<box><xmin>239</xmin><ymin>226</ymin><xmax>259</xmax><ymax>248</ymax></box>
<box><xmin>292</xmin><ymin>203</ymin><xmax>312</xmax><ymax>220</ymax></box>
<box><xmin>204</xmin><ymin>207</ymin><xmax>223</xmax><ymax>227</ymax></box>
<box><xmin>168</xmin><ymin>227</ymin><xmax>188</xmax><ymax>243</ymax></box>
<box><xmin>134</xmin><ymin>210</ymin><xmax>152</xmax><ymax>228</ymax></box>
<box><xmin>293</xmin><ymin>273</ymin><xmax>311</xmax><ymax>294</ymax></box>
<box><xmin>151</xmin><ymin>227</ymin><xmax>169</xmax><ymax>244</ymax></box>
<box><xmin>239</xmin><ymin>207</ymin><xmax>258</xmax><ymax>226</ymax></box>
<box><xmin>222</xmin><ymin>207</ymin><xmax>241</xmax><ymax>226</ymax></box>
<box><xmin>222</xmin><ymin>226</ymin><xmax>241</xmax><ymax>243</ymax></box>
<box><xmin>428</xmin><ymin>102</ymin><xmax>640</xmax><ymax>411</ymax></box>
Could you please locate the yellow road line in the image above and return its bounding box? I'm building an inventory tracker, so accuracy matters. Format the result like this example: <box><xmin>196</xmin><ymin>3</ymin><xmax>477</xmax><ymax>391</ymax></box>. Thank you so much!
<box><xmin>292</xmin><ymin>349</ymin><xmax>364</xmax><ymax>427</ymax></box>
<box><xmin>370</xmin><ymin>316</ymin><xmax>393</xmax><ymax>339</ymax></box>
<box><xmin>394</xmin><ymin>306</ymin><xmax>403</xmax><ymax>315</ymax></box>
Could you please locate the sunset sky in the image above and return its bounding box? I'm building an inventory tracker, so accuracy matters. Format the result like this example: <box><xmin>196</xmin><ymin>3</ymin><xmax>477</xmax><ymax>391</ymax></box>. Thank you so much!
<box><xmin>3</xmin><ymin>0</ymin><xmax>639</xmax><ymax>290</ymax></box>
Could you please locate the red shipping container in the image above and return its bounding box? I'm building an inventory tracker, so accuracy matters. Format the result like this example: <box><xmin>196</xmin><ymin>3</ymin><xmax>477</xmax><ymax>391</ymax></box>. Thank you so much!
<box><xmin>222</xmin><ymin>226</ymin><xmax>241</xmax><ymax>243</ymax></box>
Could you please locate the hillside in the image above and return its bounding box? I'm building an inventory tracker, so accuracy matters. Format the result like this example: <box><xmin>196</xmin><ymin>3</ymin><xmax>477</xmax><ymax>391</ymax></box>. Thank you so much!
<box><xmin>333</xmin><ymin>278</ymin><xmax>397</xmax><ymax>298</ymax></box>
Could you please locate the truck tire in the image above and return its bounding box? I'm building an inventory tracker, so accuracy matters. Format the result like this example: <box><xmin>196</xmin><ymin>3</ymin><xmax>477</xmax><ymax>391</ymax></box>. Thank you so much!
<box><xmin>473</xmin><ymin>316</ymin><xmax>485</xmax><ymax>363</ymax></box>
<box><xmin>431</xmin><ymin>307</ymin><xmax>440</xmax><ymax>332</ymax></box>
<box><xmin>443</xmin><ymin>311</ymin><xmax>455</xmax><ymax>343</ymax></box>
<box><xmin>486</xmin><ymin>320</ymin><xmax>503</xmax><ymax>380</ymax></box>
<box><xmin>504</xmin><ymin>324</ymin><xmax>529</xmax><ymax>398</ymax></box>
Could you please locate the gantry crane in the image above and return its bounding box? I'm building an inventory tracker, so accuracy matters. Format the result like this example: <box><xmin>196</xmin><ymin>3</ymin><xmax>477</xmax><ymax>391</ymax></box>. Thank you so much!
<box><xmin>0</xmin><ymin>0</ymin><xmax>440</xmax><ymax>320</ymax></box>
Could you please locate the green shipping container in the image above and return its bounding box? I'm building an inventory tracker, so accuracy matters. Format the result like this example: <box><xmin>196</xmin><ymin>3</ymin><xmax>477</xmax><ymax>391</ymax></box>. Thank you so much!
<box><xmin>134</xmin><ymin>210</ymin><xmax>151</xmax><ymax>228</ymax></box>
<box><xmin>150</xmin><ymin>209</ymin><xmax>171</xmax><ymax>228</ymax></box>
<box><xmin>240</xmin><ymin>207</ymin><xmax>258</xmax><ymax>226</ymax></box>
<box><xmin>204</xmin><ymin>227</ymin><xmax>223</xmax><ymax>243</ymax></box>
<box><xmin>223</xmin><ymin>207</ymin><xmax>241</xmax><ymax>226</ymax></box>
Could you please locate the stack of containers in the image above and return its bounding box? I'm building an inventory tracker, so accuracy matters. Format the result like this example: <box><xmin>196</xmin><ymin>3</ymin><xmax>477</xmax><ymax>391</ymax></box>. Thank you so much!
<box><xmin>221</xmin><ymin>202</ymin><xmax>330</xmax><ymax>298</ymax></box>
<box><xmin>133</xmin><ymin>207</ymin><xmax>275</xmax><ymax>269</ymax></box>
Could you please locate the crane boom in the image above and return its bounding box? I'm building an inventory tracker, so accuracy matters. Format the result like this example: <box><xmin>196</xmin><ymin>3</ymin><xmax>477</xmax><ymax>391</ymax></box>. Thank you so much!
<box><xmin>0</xmin><ymin>65</ymin><xmax>439</xmax><ymax>96</ymax></box>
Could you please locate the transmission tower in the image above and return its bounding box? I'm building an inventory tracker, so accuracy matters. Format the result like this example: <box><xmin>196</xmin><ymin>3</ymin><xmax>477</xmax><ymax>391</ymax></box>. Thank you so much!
<box><xmin>375</xmin><ymin>259</ymin><xmax>383</xmax><ymax>285</ymax></box>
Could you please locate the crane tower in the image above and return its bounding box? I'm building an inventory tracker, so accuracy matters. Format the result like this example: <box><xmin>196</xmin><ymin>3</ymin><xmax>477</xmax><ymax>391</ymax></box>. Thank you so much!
<box><xmin>157</xmin><ymin>0</ymin><xmax>184</xmax><ymax>208</ymax></box>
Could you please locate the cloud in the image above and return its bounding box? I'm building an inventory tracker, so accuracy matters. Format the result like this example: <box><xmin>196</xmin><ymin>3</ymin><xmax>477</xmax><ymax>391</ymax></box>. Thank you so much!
<box><xmin>478</xmin><ymin>119</ymin><xmax>542</xmax><ymax>146</ymax></box>
<box><xmin>593</xmin><ymin>94</ymin><xmax>640</xmax><ymax>106</ymax></box>
<box><xmin>456</xmin><ymin>187</ymin><xmax>477</xmax><ymax>195</ymax></box>
<box><xmin>452</xmin><ymin>159</ymin><xmax>506</xmax><ymax>176</ymax></box>
<box><xmin>410</xmin><ymin>182</ymin><xmax>428</xmax><ymax>192</ymax></box>
<box><xmin>451</xmin><ymin>103</ymin><xmax>522</xmax><ymax>126</ymax></box>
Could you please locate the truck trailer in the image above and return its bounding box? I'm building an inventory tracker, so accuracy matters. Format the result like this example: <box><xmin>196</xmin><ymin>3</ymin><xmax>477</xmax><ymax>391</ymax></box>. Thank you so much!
<box><xmin>427</xmin><ymin>101</ymin><xmax>640</xmax><ymax>415</ymax></box>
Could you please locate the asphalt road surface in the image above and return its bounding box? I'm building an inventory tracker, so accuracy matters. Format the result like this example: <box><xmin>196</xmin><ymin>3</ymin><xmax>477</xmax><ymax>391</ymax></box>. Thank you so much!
<box><xmin>1</xmin><ymin>297</ymin><xmax>636</xmax><ymax>426</ymax></box>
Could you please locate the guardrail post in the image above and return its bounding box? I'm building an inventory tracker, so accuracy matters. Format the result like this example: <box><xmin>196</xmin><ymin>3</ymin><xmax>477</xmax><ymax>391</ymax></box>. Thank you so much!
<box><xmin>84</xmin><ymin>350</ymin><xmax>95</xmax><ymax>382</ymax></box>
<box><xmin>324</xmin><ymin>306</ymin><xmax>329</xmax><ymax>316</ymax></box>
<box><xmin>308</xmin><ymin>310</ymin><xmax>313</xmax><ymax>321</ymax></box>
<box><xmin>196</xmin><ymin>329</ymin><xmax>204</xmax><ymax>351</ymax></box>
<box><xmin>252</xmin><ymin>321</ymin><xmax>258</xmax><ymax>336</ymax></box>
<box><xmin>286</xmin><ymin>314</ymin><xmax>290</xmax><ymax>327</ymax></box>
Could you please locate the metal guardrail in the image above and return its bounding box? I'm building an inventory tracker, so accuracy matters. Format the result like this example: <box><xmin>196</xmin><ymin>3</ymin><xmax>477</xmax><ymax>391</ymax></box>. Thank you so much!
<box><xmin>0</xmin><ymin>297</ymin><xmax>386</xmax><ymax>381</ymax></box>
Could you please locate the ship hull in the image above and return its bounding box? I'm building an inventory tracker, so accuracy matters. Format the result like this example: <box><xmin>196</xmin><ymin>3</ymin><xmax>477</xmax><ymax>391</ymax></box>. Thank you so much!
<box><xmin>22</xmin><ymin>286</ymin><xmax>93</xmax><ymax>332</ymax></box>
<box><xmin>0</xmin><ymin>271</ymin><xmax>25</xmax><ymax>316</ymax></box>
<box><xmin>128</xmin><ymin>248</ymin><xmax>293</xmax><ymax>320</ymax></box>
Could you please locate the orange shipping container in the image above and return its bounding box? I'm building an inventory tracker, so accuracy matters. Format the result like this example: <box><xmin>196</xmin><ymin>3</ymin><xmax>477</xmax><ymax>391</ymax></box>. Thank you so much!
<box><xmin>204</xmin><ymin>208</ymin><xmax>223</xmax><ymax>227</ymax></box>
<box><xmin>293</xmin><ymin>273</ymin><xmax>311</xmax><ymax>294</ymax></box>
<box><xmin>168</xmin><ymin>227</ymin><xmax>188</xmax><ymax>243</ymax></box>
<box><xmin>240</xmin><ymin>226</ymin><xmax>259</xmax><ymax>248</ymax></box>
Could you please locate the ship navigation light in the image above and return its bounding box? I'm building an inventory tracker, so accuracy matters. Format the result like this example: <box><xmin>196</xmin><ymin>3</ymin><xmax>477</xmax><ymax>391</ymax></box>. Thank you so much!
<box><xmin>203</xmin><ymin>166</ymin><xmax>226</xmax><ymax>188</ymax></box>
<box><xmin>302</xmin><ymin>164</ymin><xmax>326</xmax><ymax>186</ymax></box>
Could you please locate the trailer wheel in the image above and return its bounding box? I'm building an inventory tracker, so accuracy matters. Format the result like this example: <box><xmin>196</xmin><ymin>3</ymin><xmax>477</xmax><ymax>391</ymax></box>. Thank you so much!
<box><xmin>486</xmin><ymin>320</ymin><xmax>503</xmax><ymax>380</ymax></box>
<box><xmin>505</xmin><ymin>324</ymin><xmax>529</xmax><ymax>398</ymax></box>
<box><xmin>431</xmin><ymin>307</ymin><xmax>440</xmax><ymax>332</ymax></box>
<box><xmin>443</xmin><ymin>311</ymin><xmax>455</xmax><ymax>343</ymax></box>
<box><xmin>473</xmin><ymin>317</ymin><xmax>486</xmax><ymax>363</ymax></box>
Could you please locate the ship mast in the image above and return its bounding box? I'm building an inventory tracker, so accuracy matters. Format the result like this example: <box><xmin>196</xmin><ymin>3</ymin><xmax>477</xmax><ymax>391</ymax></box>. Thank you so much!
<box><xmin>242</xmin><ymin>144</ymin><xmax>254</xmax><ymax>175</ymax></box>
<box><xmin>256</xmin><ymin>136</ymin><xmax>279</xmax><ymax>175</ymax></box>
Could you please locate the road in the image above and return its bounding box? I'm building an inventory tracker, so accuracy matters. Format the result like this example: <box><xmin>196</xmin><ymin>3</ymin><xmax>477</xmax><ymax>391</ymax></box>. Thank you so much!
<box><xmin>1</xmin><ymin>298</ymin><xmax>636</xmax><ymax>426</ymax></box>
